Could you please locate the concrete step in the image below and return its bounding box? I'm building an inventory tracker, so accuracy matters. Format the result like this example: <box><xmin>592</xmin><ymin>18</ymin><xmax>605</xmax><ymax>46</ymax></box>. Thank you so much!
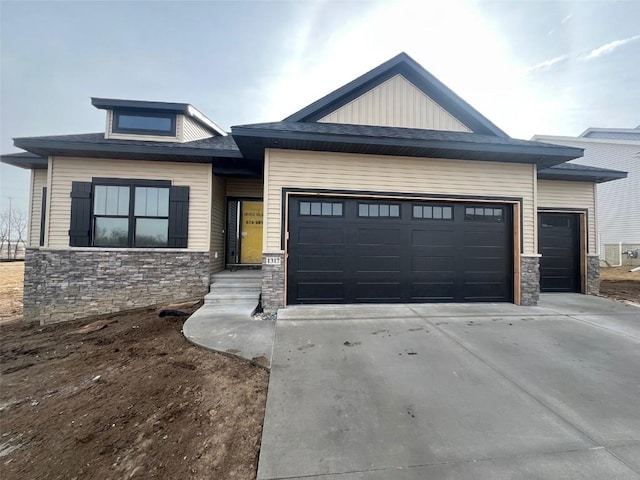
<box><xmin>211</xmin><ymin>280</ymin><xmax>262</xmax><ymax>290</ymax></box>
<box><xmin>206</xmin><ymin>269</ymin><xmax>263</xmax><ymax>307</ymax></box>
<box><xmin>204</xmin><ymin>295</ymin><xmax>260</xmax><ymax>306</ymax></box>
<box><xmin>212</xmin><ymin>271</ymin><xmax>262</xmax><ymax>280</ymax></box>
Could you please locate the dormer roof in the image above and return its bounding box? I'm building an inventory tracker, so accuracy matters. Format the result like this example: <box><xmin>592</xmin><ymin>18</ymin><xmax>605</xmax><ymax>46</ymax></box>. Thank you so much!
<box><xmin>91</xmin><ymin>97</ymin><xmax>226</xmax><ymax>136</ymax></box>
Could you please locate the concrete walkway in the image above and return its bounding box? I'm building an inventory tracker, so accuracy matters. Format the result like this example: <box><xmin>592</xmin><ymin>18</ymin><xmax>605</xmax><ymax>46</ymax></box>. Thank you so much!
<box><xmin>258</xmin><ymin>294</ymin><xmax>640</xmax><ymax>479</ymax></box>
<box><xmin>183</xmin><ymin>303</ymin><xmax>276</xmax><ymax>368</ymax></box>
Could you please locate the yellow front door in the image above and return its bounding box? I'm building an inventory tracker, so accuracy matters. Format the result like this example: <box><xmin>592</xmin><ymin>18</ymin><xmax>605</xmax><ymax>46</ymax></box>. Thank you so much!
<box><xmin>240</xmin><ymin>201</ymin><xmax>263</xmax><ymax>264</ymax></box>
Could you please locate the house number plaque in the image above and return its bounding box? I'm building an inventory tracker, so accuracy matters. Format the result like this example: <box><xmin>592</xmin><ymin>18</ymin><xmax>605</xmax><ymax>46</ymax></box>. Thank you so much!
<box><xmin>265</xmin><ymin>256</ymin><xmax>282</xmax><ymax>266</ymax></box>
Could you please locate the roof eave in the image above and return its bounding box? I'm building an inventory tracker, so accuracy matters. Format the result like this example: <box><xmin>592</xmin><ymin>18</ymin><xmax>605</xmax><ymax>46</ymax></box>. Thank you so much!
<box><xmin>0</xmin><ymin>153</ymin><xmax>48</xmax><ymax>169</ymax></box>
<box><xmin>13</xmin><ymin>137</ymin><xmax>243</xmax><ymax>162</ymax></box>
<box><xmin>538</xmin><ymin>169</ymin><xmax>627</xmax><ymax>183</ymax></box>
<box><xmin>232</xmin><ymin>127</ymin><xmax>583</xmax><ymax>168</ymax></box>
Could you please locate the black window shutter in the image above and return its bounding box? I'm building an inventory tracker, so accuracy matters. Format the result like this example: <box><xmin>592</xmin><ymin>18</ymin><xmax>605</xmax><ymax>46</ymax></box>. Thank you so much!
<box><xmin>168</xmin><ymin>186</ymin><xmax>189</xmax><ymax>248</ymax></box>
<box><xmin>40</xmin><ymin>187</ymin><xmax>47</xmax><ymax>247</ymax></box>
<box><xmin>69</xmin><ymin>181</ymin><xmax>92</xmax><ymax>246</ymax></box>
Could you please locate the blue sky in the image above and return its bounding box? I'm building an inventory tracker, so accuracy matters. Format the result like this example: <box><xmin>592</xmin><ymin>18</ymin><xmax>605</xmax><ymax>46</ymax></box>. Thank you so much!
<box><xmin>1</xmin><ymin>0</ymin><xmax>639</xmax><ymax>214</ymax></box>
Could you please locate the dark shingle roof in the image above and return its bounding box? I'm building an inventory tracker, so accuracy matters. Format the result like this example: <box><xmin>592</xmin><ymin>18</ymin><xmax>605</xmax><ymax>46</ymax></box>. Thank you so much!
<box><xmin>6</xmin><ymin>132</ymin><xmax>259</xmax><ymax>174</ymax></box>
<box><xmin>236</xmin><ymin>121</ymin><xmax>565</xmax><ymax>148</ymax></box>
<box><xmin>231</xmin><ymin>121</ymin><xmax>584</xmax><ymax>169</ymax></box>
<box><xmin>539</xmin><ymin>162</ymin><xmax>627</xmax><ymax>183</ymax></box>
<box><xmin>11</xmin><ymin>132</ymin><xmax>240</xmax><ymax>162</ymax></box>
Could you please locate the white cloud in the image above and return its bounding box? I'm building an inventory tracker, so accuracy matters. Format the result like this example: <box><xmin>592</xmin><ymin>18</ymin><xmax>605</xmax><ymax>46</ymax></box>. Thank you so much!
<box><xmin>585</xmin><ymin>35</ymin><xmax>640</xmax><ymax>60</ymax></box>
<box><xmin>525</xmin><ymin>55</ymin><xmax>568</xmax><ymax>73</ymax></box>
<box><xmin>263</xmin><ymin>0</ymin><xmax>575</xmax><ymax>138</ymax></box>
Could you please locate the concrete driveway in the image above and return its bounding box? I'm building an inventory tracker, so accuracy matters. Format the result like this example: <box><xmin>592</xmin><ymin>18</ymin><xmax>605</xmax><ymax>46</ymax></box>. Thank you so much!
<box><xmin>257</xmin><ymin>294</ymin><xmax>640</xmax><ymax>479</ymax></box>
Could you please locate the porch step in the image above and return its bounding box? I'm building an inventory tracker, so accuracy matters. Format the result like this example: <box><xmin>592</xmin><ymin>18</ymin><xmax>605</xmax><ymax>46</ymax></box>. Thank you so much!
<box><xmin>205</xmin><ymin>269</ymin><xmax>262</xmax><ymax>307</ymax></box>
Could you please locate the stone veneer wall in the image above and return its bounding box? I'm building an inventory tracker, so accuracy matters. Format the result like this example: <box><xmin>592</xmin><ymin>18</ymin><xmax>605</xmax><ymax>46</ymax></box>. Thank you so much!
<box><xmin>520</xmin><ymin>255</ymin><xmax>540</xmax><ymax>306</ymax></box>
<box><xmin>261</xmin><ymin>253</ymin><xmax>285</xmax><ymax>311</ymax></box>
<box><xmin>586</xmin><ymin>254</ymin><xmax>600</xmax><ymax>295</ymax></box>
<box><xmin>24</xmin><ymin>248</ymin><xmax>210</xmax><ymax>325</ymax></box>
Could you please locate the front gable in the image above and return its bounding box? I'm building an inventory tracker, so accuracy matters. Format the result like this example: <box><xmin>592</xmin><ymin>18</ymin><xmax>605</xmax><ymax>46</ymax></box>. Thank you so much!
<box><xmin>318</xmin><ymin>74</ymin><xmax>471</xmax><ymax>132</ymax></box>
<box><xmin>285</xmin><ymin>52</ymin><xmax>508</xmax><ymax>138</ymax></box>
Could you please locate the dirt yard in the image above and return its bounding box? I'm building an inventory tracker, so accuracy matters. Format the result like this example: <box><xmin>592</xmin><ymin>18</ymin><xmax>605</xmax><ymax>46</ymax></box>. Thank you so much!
<box><xmin>0</xmin><ymin>305</ymin><xmax>268</xmax><ymax>479</ymax></box>
<box><xmin>0</xmin><ymin>262</ymin><xmax>24</xmax><ymax>323</ymax></box>
<box><xmin>600</xmin><ymin>266</ymin><xmax>640</xmax><ymax>303</ymax></box>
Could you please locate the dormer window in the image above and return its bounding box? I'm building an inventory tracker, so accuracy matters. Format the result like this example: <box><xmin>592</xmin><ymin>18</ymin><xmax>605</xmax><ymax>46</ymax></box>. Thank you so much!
<box><xmin>112</xmin><ymin>110</ymin><xmax>176</xmax><ymax>136</ymax></box>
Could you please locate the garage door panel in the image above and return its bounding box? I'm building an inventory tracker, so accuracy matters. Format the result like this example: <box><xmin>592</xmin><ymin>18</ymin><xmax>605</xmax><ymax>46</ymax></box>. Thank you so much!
<box><xmin>356</xmin><ymin>228</ymin><xmax>402</xmax><ymax>246</ymax></box>
<box><xmin>296</xmin><ymin>282</ymin><xmax>344</xmax><ymax>303</ymax></box>
<box><xmin>297</xmin><ymin>254</ymin><xmax>345</xmax><ymax>273</ymax></box>
<box><xmin>541</xmin><ymin>236</ymin><xmax>574</xmax><ymax>249</ymax></box>
<box><xmin>463</xmin><ymin>230</ymin><xmax>506</xmax><ymax>247</ymax></box>
<box><xmin>412</xmin><ymin>229</ymin><xmax>455</xmax><ymax>246</ymax></box>
<box><xmin>463</xmin><ymin>281</ymin><xmax>509</xmax><ymax>301</ymax></box>
<box><xmin>464</xmin><ymin>256</ymin><xmax>507</xmax><ymax>272</ymax></box>
<box><xmin>411</xmin><ymin>282</ymin><xmax>455</xmax><ymax>301</ymax></box>
<box><xmin>356</xmin><ymin>255</ymin><xmax>401</xmax><ymax>273</ymax></box>
<box><xmin>297</xmin><ymin>226</ymin><xmax>344</xmax><ymax>245</ymax></box>
<box><xmin>412</xmin><ymin>256</ymin><xmax>455</xmax><ymax>272</ymax></box>
<box><xmin>354</xmin><ymin>282</ymin><xmax>402</xmax><ymax>301</ymax></box>
<box><xmin>288</xmin><ymin>196</ymin><xmax>512</xmax><ymax>305</ymax></box>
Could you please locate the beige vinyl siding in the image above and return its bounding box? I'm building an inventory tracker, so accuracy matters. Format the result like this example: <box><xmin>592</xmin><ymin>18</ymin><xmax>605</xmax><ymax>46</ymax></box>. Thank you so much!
<box><xmin>210</xmin><ymin>175</ymin><xmax>226</xmax><ymax>273</ymax></box>
<box><xmin>105</xmin><ymin>110</ymin><xmax>184</xmax><ymax>143</ymax></box>
<box><xmin>319</xmin><ymin>74</ymin><xmax>471</xmax><ymax>132</ymax></box>
<box><xmin>265</xmin><ymin>149</ymin><xmax>536</xmax><ymax>253</ymax></box>
<box><xmin>537</xmin><ymin>179</ymin><xmax>597</xmax><ymax>254</ymax></box>
<box><xmin>47</xmin><ymin>157</ymin><xmax>211</xmax><ymax>250</ymax></box>
<box><xmin>29</xmin><ymin>169</ymin><xmax>48</xmax><ymax>247</ymax></box>
<box><xmin>225</xmin><ymin>177</ymin><xmax>264</xmax><ymax>198</ymax></box>
<box><xmin>182</xmin><ymin>116</ymin><xmax>214</xmax><ymax>142</ymax></box>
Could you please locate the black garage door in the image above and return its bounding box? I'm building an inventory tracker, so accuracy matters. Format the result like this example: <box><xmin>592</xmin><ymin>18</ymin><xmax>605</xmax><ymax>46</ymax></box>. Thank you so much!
<box><xmin>539</xmin><ymin>213</ymin><xmax>581</xmax><ymax>293</ymax></box>
<box><xmin>287</xmin><ymin>197</ymin><xmax>513</xmax><ymax>304</ymax></box>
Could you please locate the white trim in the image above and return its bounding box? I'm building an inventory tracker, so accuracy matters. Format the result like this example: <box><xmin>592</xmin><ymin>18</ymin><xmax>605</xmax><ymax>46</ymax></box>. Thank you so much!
<box><xmin>186</xmin><ymin>105</ymin><xmax>226</xmax><ymax>136</ymax></box>
<box><xmin>532</xmin><ymin>134</ymin><xmax>640</xmax><ymax>147</ymax></box>
<box><xmin>521</xmin><ymin>253</ymin><xmax>542</xmax><ymax>257</ymax></box>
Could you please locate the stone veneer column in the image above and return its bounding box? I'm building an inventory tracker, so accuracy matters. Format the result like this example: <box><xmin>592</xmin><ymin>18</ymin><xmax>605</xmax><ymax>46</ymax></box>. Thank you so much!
<box><xmin>23</xmin><ymin>248</ymin><xmax>210</xmax><ymax>325</ymax></box>
<box><xmin>520</xmin><ymin>254</ymin><xmax>541</xmax><ymax>306</ymax></box>
<box><xmin>586</xmin><ymin>254</ymin><xmax>600</xmax><ymax>295</ymax></box>
<box><xmin>261</xmin><ymin>253</ymin><xmax>285</xmax><ymax>312</ymax></box>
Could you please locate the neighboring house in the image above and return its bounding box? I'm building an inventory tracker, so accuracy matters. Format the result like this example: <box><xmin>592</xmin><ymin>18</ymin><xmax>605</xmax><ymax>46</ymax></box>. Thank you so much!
<box><xmin>532</xmin><ymin>127</ymin><xmax>640</xmax><ymax>265</ymax></box>
<box><xmin>1</xmin><ymin>53</ymin><xmax>627</xmax><ymax>325</ymax></box>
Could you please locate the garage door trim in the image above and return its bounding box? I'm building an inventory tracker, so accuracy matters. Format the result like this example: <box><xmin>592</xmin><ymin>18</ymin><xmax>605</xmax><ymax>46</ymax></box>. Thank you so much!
<box><xmin>283</xmin><ymin>188</ymin><xmax>523</xmax><ymax>306</ymax></box>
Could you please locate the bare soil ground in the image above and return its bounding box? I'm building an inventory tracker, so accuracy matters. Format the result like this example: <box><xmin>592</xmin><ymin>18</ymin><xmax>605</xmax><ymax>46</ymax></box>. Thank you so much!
<box><xmin>600</xmin><ymin>266</ymin><xmax>640</xmax><ymax>303</ymax></box>
<box><xmin>0</xmin><ymin>262</ymin><xmax>24</xmax><ymax>323</ymax></box>
<box><xmin>0</xmin><ymin>305</ymin><xmax>268</xmax><ymax>479</ymax></box>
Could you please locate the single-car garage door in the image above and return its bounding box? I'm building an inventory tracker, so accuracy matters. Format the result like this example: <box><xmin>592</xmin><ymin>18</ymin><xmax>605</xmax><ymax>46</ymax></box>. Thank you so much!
<box><xmin>538</xmin><ymin>212</ymin><xmax>581</xmax><ymax>293</ymax></box>
<box><xmin>287</xmin><ymin>196</ymin><xmax>513</xmax><ymax>304</ymax></box>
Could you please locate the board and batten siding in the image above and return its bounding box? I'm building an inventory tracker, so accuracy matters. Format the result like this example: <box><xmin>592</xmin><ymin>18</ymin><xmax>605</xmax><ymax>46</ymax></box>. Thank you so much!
<box><xmin>264</xmin><ymin>149</ymin><xmax>536</xmax><ymax>253</ymax></box>
<box><xmin>210</xmin><ymin>175</ymin><xmax>226</xmax><ymax>273</ymax></box>
<box><xmin>182</xmin><ymin>116</ymin><xmax>214</xmax><ymax>142</ymax></box>
<box><xmin>225</xmin><ymin>177</ymin><xmax>264</xmax><ymax>198</ymax></box>
<box><xmin>319</xmin><ymin>74</ymin><xmax>472</xmax><ymax>132</ymax></box>
<box><xmin>47</xmin><ymin>157</ymin><xmax>211</xmax><ymax>250</ymax></box>
<box><xmin>29</xmin><ymin>169</ymin><xmax>48</xmax><ymax>247</ymax></box>
<box><xmin>537</xmin><ymin>179</ymin><xmax>597</xmax><ymax>254</ymax></box>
